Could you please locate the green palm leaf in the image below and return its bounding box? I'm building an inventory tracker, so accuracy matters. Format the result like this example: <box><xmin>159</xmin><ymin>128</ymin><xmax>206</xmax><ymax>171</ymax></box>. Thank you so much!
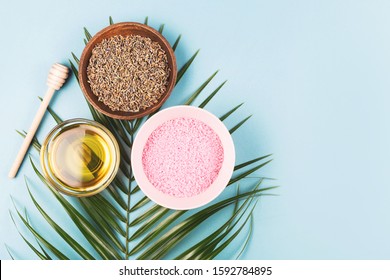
<box><xmin>9</xmin><ymin>211</ymin><xmax>49</xmax><ymax>260</ymax></box>
<box><xmin>172</xmin><ymin>34</ymin><xmax>181</xmax><ymax>51</ymax></box>
<box><xmin>11</xmin><ymin>205</ymin><xmax>69</xmax><ymax>260</ymax></box>
<box><xmin>27</xmin><ymin>187</ymin><xmax>96</xmax><ymax>260</ymax></box>
<box><xmin>9</xmin><ymin>17</ymin><xmax>276</xmax><ymax>260</ymax></box>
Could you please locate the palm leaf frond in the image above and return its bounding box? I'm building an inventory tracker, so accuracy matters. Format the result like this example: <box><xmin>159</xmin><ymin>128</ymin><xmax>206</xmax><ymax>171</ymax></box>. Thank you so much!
<box><xmin>9</xmin><ymin>211</ymin><xmax>49</xmax><ymax>260</ymax></box>
<box><xmin>16</xmin><ymin>130</ymin><xmax>41</xmax><ymax>151</ymax></box>
<box><xmin>5</xmin><ymin>244</ymin><xmax>16</xmax><ymax>260</ymax></box>
<box><xmin>27</xmin><ymin>186</ymin><xmax>95</xmax><ymax>260</ymax></box>
<box><xmin>11</xmin><ymin>206</ymin><xmax>69</xmax><ymax>260</ymax></box>
<box><xmin>220</xmin><ymin>103</ymin><xmax>244</xmax><ymax>121</ymax></box>
<box><xmin>176</xmin><ymin>50</ymin><xmax>199</xmax><ymax>84</ymax></box>
<box><xmin>158</xmin><ymin>24</ymin><xmax>164</xmax><ymax>34</ymax></box>
<box><xmin>172</xmin><ymin>35</ymin><xmax>181</xmax><ymax>51</ymax></box>
<box><xmin>84</xmin><ymin>27</ymin><xmax>92</xmax><ymax>41</ymax></box>
<box><xmin>198</xmin><ymin>80</ymin><xmax>227</xmax><ymax>108</ymax></box>
<box><xmin>10</xmin><ymin>18</ymin><xmax>275</xmax><ymax>260</ymax></box>
<box><xmin>229</xmin><ymin>115</ymin><xmax>252</xmax><ymax>134</ymax></box>
<box><xmin>37</xmin><ymin>97</ymin><xmax>63</xmax><ymax>124</ymax></box>
<box><xmin>185</xmin><ymin>71</ymin><xmax>219</xmax><ymax>105</ymax></box>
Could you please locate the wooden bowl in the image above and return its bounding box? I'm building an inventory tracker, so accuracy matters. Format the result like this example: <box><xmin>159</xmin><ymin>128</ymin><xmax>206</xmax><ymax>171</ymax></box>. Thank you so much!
<box><xmin>78</xmin><ymin>22</ymin><xmax>177</xmax><ymax>120</ymax></box>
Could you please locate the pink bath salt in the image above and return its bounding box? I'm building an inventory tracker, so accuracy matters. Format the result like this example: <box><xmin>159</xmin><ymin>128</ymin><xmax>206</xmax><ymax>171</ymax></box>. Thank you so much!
<box><xmin>142</xmin><ymin>117</ymin><xmax>224</xmax><ymax>198</ymax></box>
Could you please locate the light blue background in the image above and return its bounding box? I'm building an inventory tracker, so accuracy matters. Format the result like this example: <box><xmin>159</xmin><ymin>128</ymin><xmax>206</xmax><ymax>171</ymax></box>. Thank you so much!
<box><xmin>1</xmin><ymin>0</ymin><xmax>390</xmax><ymax>259</ymax></box>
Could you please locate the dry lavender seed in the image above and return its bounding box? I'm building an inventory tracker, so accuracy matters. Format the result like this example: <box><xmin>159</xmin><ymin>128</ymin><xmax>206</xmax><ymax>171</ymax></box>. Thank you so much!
<box><xmin>87</xmin><ymin>35</ymin><xmax>170</xmax><ymax>112</ymax></box>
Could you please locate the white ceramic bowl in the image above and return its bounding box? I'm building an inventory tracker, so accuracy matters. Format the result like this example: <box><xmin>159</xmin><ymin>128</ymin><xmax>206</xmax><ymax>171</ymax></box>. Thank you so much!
<box><xmin>131</xmin><ymin>105</ymin><xmax>235</xmax><ymax>210</ymax></box>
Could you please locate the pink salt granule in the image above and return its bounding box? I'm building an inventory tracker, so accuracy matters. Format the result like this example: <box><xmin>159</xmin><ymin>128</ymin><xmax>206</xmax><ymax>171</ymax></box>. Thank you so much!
<box><xmin>142</xmin><ymin>117</ymin><xmax>224</xmax><ymax>198</ymax></box>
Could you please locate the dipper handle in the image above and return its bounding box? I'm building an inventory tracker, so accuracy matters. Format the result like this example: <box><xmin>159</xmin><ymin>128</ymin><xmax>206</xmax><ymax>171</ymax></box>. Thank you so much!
<box><xmin>8</xmin><ymin>63</ymin><xmax>69</xmax><ymax>178</ymax></box>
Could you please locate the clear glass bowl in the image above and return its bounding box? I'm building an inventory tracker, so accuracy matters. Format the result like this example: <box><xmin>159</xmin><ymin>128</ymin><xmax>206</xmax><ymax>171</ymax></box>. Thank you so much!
<box><xmin>40</xmin><ymin>118</ymin><xmax>120</xmax><ymax>197</ymax></box>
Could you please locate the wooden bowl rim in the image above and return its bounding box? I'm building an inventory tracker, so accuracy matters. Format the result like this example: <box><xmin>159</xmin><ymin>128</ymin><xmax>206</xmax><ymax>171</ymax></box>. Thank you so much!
<box><xmin>78</xmin><ymin>22</ymin><xmax>177</xmax><ymax>120</ymax></box>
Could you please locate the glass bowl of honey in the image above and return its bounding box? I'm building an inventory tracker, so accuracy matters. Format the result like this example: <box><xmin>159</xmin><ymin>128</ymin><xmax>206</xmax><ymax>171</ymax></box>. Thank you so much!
<box><xmin>40</xmin><ymin>118</ymin><xmax>120</xmax><ymax>197</ymax></box>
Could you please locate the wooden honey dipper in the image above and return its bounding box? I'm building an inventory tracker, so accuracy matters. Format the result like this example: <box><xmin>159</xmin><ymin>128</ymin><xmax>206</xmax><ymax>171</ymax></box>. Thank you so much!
<box><xmin>8</xmin><ymin>63</ymin><xmax>69</xmax><ymax>178</ymax></box>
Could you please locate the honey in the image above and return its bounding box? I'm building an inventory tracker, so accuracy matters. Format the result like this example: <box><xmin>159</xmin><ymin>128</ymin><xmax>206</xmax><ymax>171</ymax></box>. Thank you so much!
<box><xmin>41</xmin><ymin>119</ymin><xmax>120</xmax><ymax>196</ymax></box>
